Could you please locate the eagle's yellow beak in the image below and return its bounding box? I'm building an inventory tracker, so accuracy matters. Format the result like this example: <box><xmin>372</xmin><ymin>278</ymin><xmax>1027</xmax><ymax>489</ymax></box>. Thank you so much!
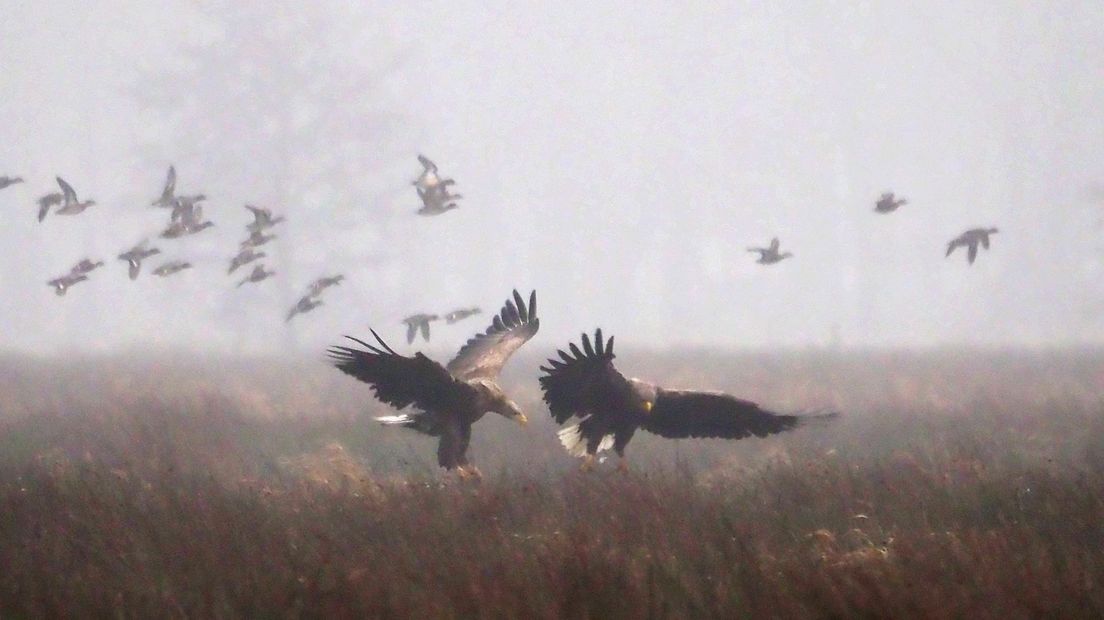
<box><xmin>516</xmin><ymin>413</ymin><xmax>529</xmax><ymax>427</ymax></box>
<box><xmin>643</xmin><ymin>401</ymin><xmax>653</xmax><ymax>413</ymax></box>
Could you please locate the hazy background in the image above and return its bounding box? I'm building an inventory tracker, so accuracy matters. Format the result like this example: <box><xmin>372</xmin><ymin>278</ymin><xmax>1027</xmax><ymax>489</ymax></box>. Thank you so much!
<box><xmin>0</xmin><ymin>0</ymin><xmax>1101</xmax><ymax>356</ymax></box>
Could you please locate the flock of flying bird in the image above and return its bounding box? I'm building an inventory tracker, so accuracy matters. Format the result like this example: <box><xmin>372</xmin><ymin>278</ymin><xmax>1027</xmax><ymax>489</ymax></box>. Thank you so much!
<box><xmin>0</xmin><ymin>164</ymin><xmax>998</xmax><ymax>479</ymax></box>
<box><xmin>0</xmin><ymin>161</ymin><xmax>484</xmax><ymax>326</ymax></box>
<box><xmin>748</xmin><ymin>191</ymin><xmax>999</xmax><ymax>265</ymax></box>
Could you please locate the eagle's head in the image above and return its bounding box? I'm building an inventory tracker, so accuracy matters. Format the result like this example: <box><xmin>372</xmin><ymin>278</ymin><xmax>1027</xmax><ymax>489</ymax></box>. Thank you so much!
<box><xmin>629</xmin><ymin>378</ymin><xmax>658</xmax><ymax>414</ymax></box>
<box><xmin>477</xmin><ymin>381</ymin><xmax>529</xmax><ymax>426</ymax></box>
<box><xmin>496</xmin><ymin>398</ymin><xmax>529</xmax><ymax>427</ymax></box>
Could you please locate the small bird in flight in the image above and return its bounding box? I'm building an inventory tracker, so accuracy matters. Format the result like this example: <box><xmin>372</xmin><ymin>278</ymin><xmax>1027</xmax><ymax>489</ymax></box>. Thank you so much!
<box><xmin>244</xmin><ymin>204</ymin><xmax>286</xmax><ymax>233</ymax></box>
<box><xmin>945</xmin><ymin>227</ymin><xmax>999</xmax><ymax>265</ymax></box>
<box><xmin>70</xmin><ymin>258</ymin><xmax>105</xmax><ymax>276</ymax></box>
<box><xmin>307</xmin><ymin>274</ymin><xmax>345</xmax><ymax>297</ymax></box>
<box><xmin>237</xmin><ymin>264</ymin><xmax>276</xmax><ymax>287</ymax></box>
<box><xmin>47</xmin><ymin>273</ymin><xmax>88</xmax><ymax>296</ymax></box>
<box><xmin>228</xmin><ymin>247</ymin><xmax>266</xmax><ymax>274</ymax></box>
<box><xmin>152</xmin><ymin>260</ymin><xmax>193</xmax><ymax>277</ymax></box>
<box><xmin>445</xmin><ymin>307</ymin><xmax>481</xmax><ymax>324</ymax></box>
<box><xmin>0</xmin><ymin>176</ymin><xmax>24</xmax><ymax>190</ymax></box>
<box><xmin>402</xmin><ymin>313</ymin><xmax>441</xmax><ymax>344</ymax></box>
<box><xmin>286</xmin><ymin>295</ymin><xmax>324</xmax><ymax>322</ymax></box>
<box><xmin>169</xmin><ymin>195</ymin><xmax>206</xmax><ymax>224</ymax></box>
<box><xmin>117</xmin><ymin>240</ymin><xmax>161</xmax><ymax>280</ymax></box>
<box><xmin>54</xmin><ymin>177</ymin><xmax>96</xmax><ymax>215</ymax></box>
<box><xmin>161</xmin><ymin>201</ymin><xmax>214</xmax><ymax>238</ymax></box>
<box><xmin>747</xmin><ymin>237</ymin><xmax>793</xmax><ymax>265</ymax></box>
<box><xmin>874</xmin><ymin>191</ymin><xmax>908</xmax><ymax>214</ymax></box>
<box><xmin>240</xmin><ymin>229</ymin><xmax>276</xmax><ymax>249</ymax></box>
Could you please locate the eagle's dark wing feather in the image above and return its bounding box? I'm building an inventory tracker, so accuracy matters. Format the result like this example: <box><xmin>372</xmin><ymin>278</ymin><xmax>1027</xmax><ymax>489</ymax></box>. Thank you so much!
<box><xmin>539</xmin><ymin>329</ymin><xmax>635</xmax><ymax>425</ymax></box>
<box><xmin>327</xmin><ymin>331</ymin><xmax>474</xmax><ymax>412</ymax></box>
<box><xmin>446</xmin><ymin>290</ymin><xmax>539</xmax><ymax>381</ymax></box>
<box><xmin>643</xmin><ymin>390</ymin><xmax>809</xmax><ymax>439</ymax></box>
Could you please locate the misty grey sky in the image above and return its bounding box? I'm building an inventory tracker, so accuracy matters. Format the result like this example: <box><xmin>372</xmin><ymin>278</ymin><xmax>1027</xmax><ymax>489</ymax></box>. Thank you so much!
<box><xmin>0</xmin><ymin>1</ymin><xmax>1102</xmax><ymax>355</ymax></box>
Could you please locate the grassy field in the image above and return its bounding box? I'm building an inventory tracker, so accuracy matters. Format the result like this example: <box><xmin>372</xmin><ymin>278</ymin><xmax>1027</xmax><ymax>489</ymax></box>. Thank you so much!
<box><xmin>1</xmin><ymin>348</ymin><xmax>1103</xmax><ymax>618</ymax></box>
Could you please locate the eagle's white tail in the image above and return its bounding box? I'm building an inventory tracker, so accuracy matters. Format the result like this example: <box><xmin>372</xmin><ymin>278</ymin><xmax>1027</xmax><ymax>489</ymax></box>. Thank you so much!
<box><xmin>375</xmin><ymin>414</ymin><xmax>413</xmax><ymax>426</ymax></box>
<box><xmin>557</xmin><ymin>422</ymin><xmax>614</xmax><ymax>458</ymax></box>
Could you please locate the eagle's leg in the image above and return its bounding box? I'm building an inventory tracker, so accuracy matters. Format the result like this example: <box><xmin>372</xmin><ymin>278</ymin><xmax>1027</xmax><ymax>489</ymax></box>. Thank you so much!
<box><xmin>613</xmin><ymin>429</ymin><xmax>635</xmax><ymax>474</ymax></box>
<box><xmin>580</xmin><ymin>427</ymin><xmax>608</xmax><ymax>472</ymax></box>
<box><xmin>456</xmin><ymin>465</ymin><xmax>483</xmax><ymax>481</ymax></box>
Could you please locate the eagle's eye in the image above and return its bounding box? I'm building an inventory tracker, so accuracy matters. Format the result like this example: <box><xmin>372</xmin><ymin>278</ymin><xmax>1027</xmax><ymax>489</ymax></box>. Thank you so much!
<box><xmin>643</xmin><ymin>401</ymin><xmax>654</xmax><ymax>413</ymax></box>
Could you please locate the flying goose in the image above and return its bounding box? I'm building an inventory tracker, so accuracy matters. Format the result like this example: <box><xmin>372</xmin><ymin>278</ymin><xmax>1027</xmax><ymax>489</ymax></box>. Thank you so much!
<box><xmin>117</xmin><ymin>241</ymin><xmax>162</xmax><ymax>280</ymax></box>
<box><xmin>874</xmin><ymin>191</ymin><xmax>908</xmax><ymax>214</ymax></box>
<box><xmin>945</xmin><ymin>227</ymin><xmax>999</xmax><ymax>265</ymax></box>
<box><xmin>402</xmin><ymin>313</ymin><xmax>441</xmax><ymax>344</ymax></box>
<box><xmin>169</xmin><ymin>195</ymin><xmax>207</xmax><ymax>223</ymax></box>
<box><xmin>152</xmin><ymin>260</ymin><xmax>193</xmax><ymax>277</ymax></box>
<box><xmin>228</xmin><ymin>247</ymin><xmax>266</xmax><ymax>274</ymax></box>
<box><xmin>444</xmin><ymin>307</ymin><xmax>481</xmax><ymax>324</ymax></box>
<box><xmin>307</xmin><ymin>274</ymin><xmax>345</xmax><ymax>297</ymax></box>
<box><xmin>747</xmin><ymin>237</ymin><xmax>793</xmax><ymax>264</ymax></box>
<box><xmin>236</xmin><ymin>264</ymin><xmax>275</xmax><ymax>287</ymax></box>
<box><xmin>54</xmin><ymin>177</ymin><xmax>95</xmax><ymax>215</ymax></box>
<box><xmin>70</xmin><ymin>258</ymin><xmax>105</xmax><ymax>275</ymax></box>
<box><xmin>286</xmin><ymin>295</ymin><xmax>323</xmax><ymax>322</ymax></box>
<box><xmin>160</xmin><ymin>218</ymin><xmax>214</xmax><ymax>239</ymax></box>
<box><xmin>240</xmin><ymin>229</ymin><xmax>276</xmax><ymax>249</ymax></box>
<box><xmin>47</xmin><ymin>273</ymin><xmax>88</xmax><ymax>296</ymax></box>
<box><xmin>244</xmin><ymin>204</ymin><xmax>286</xmax><ymax>232</ymax></box>
<box><xmin>161</xmin><ymin>202</ymin><xmax>214</xmax><ymax>238</ymax></box>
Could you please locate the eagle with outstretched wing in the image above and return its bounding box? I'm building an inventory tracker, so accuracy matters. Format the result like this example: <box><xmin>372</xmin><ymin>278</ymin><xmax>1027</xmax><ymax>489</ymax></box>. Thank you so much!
<box><xmin>540</xmin><ymin>329</ymin><xmax>837</xmax><ymax>470</ymax></box>
<box><xmin>328</xmin><ymin>290</ymin><xmax>539</xmax><ymax>478</ymax></box>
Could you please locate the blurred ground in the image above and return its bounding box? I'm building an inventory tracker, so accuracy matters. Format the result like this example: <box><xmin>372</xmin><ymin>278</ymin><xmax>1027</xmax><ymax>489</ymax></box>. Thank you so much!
<box><xmin>1</xmin><ymin>349</ymin><xmax>1102</xmax><ymax>617</ymax></box>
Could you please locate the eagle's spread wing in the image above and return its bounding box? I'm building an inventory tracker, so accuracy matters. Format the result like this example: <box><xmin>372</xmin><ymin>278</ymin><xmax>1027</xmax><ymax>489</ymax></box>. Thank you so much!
<box><xmin>446</xmin><ymin>290</ymin><xmax>539</xmax><ymax>381</ymax></box>
<box><xmin>328</xmin><ymin>331</ymin><xmax>475</xmax><ymax>412</ymax></box>
<box><xmin>642</xmin><ymin>390</ymin><xmax>807</xmax><ymax>440</ymax></box>
<box><xmin>417</xmin><ymin>154</ymin><xmax>437</xmax><ymax>173</ymax></box>
<box><xmin>539</xmin><ymin>329</ymin><xmax>635</xmax><ymax>425</ymax></box>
